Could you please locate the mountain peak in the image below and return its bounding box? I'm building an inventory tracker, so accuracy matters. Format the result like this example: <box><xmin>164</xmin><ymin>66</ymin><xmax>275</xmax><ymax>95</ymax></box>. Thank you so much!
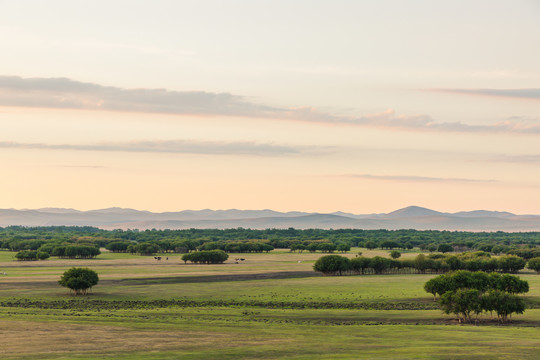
<box><xmin>385</xmin><ymin>206</ymin><xmax>442</xmax><ymax>218</ymax></box>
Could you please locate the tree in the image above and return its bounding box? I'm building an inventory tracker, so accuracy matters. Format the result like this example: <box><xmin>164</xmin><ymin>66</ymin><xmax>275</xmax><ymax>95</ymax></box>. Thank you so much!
<box><xmin>370</xmin><ymin>256</ymin><xmax>392</xmax><ymax>274</ymax></box>
<box><xmin>427</xmin><ymin>244</ymin><xmax>437</xmax><ymax>253</ymax></box>
<box><xmin>181</xmin><ymin>250</ymin><xmax>229</xmax><ymax>264</ymax></box>
<box><xmin>380</xmin><ymin>240</ymin><xmax>399</xmax><ymax>250</ymax></box>
<box><xmin>390</xmin><ymin>250</ymin><xmax>401</xmax><ymax>259</ymax></box>
<box><xmin>497</xmin><ymin>255</ymin><xmax>526</xmax><ymax>273</ymax></box>
<box><xmin>437</xmin><ymin>244</ymin><xmax>454</xmax><ymax>253</ymax></box>
<box><xmin>313</xmin><ymin>255</ymin><xmax>351</xmax><ymax>275</ymax></box>
<box><xmin>440</xmin><ymin>288</ymin><xmax>483</xmax><ymax>323</ymax></box>
<box><xmin>365</xmin><ymin>241</ymin><xmax>377</xmax><ymax>250</ymax></box>
<box><xmin>337</xmin><ymin>243</ymin><xmax>351</xmax><ymax>253</ymax></box>
<box><xmin>105</xmin><ymin>241</ymin><xmax>130</xmax><ymax>253</ymax></box>
<box><xmin>527</xmin><ymin>257</ymin><xmax>540</xmax><ymax>274</ymax></box>
<box><xmin>483</xmin><ymin>290</ymin><xmax>525</xmax><ymax>323</ymax></box>
<box><xmin>58</xmin><ymin>267</ymin><xmax>99</xmax><ymax>295</ymax></box>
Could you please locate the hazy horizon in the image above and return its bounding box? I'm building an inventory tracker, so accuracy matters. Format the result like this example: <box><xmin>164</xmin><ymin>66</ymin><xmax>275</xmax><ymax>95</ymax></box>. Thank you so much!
<box><xmin>2</xmin><ymin>205</ymin><xmax>538</xmax><ymax>217</ymax></box>
<box><xmin>1</xmin><ymin>1</ymin><xmax>539</xmax><ymax>214</ymax></box>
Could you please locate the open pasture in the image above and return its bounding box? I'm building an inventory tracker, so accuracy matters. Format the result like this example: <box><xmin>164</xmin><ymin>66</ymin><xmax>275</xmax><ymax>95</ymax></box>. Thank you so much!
<box><xmin>1</xmin><ymin>248</ymin><xmax>540</xmax><ymax>359</ymax></box>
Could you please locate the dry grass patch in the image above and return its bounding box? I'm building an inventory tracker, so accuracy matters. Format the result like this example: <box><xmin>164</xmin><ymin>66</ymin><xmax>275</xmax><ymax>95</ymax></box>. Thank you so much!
<box><xmin>0</xmin><ymin>319</ymin><xmax>281</xmax><ymax>358</ymax></box>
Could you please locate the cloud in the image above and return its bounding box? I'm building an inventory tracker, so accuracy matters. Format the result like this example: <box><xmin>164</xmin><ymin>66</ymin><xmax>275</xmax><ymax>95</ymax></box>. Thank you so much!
<box><xmin>1</xmin><ymin>75</ymin><xmax>540</xmax><ymax>134</ymax></box>
<box><xmin>57</xmin><ymin>165</ymin><xmax>107</xmax><ymax>169</ymax></box>
<box><xmin>343</xmin><ymin>173</ymin><xmax>496</xmax><ymax>183</ymax></box>
<box><xmin>435</xmin><ymin>88</ymin><xmax>540</xmax><ymax>100</ymax></box>
<box><xmin>0</xmin><ymin>139</ymin><xmax>312</xmax><ymax>156</ymax></box>
<box><xmin>0</xmin><ymin>75</ymin><xmax>280</xmax><ymax>117</ymax></box>
<box><xmin>490</xmin><ymin>154</ymin><xmax>540</xmax><ymax>164</ymax></box>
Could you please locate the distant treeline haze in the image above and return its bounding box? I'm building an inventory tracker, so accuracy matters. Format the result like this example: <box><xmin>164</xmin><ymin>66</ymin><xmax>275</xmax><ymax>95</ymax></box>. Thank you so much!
<box><xmin>0</xmin><ymin>226</ymin><xmax>539</xmax><ymax>261</ymax></box>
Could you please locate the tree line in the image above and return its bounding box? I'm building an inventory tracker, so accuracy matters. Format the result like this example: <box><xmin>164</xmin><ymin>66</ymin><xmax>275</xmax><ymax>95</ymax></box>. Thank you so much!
<box><xmin>2</xmin><ymin>226</ymin><xmax>539</xmax><ymax>252</ymax></box>
<box><xmin>313</xmin><ymin>252</ymin><xmax>533</xmax><ymax>276</ymax></box>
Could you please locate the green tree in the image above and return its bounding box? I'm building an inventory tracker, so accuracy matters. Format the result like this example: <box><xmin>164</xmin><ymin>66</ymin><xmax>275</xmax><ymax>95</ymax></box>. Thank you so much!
<box><xmin>58</xmin><ymin>267</ymin><xmax>99</xmax><ymax>295</ymax></box>
<box><xmin>527</xmin><ymin>257</ymin><xmax>540</xmax><ymax>274</ymax></box>
<box><xmin>437</xmin><ymin>244</ymin><xmax>454</xmax><ymax>253</ymax></box>
<box><xmin>440</xmin><ymin>288</ymin><xmax>483</xmax><ymax>323</ymax></box>
<box><xmin>105</xmin><ymin>241</ymin><xmax>130</xmax><ymax>253</ymax></box>
<box><xmin>337</xmin><ymin>243</ymin><xmax>351</xmax><ymax>253</ymax></box>
<box><xmin>181</xmin><ymin>250</ymin><xmax>229</xmax><ymax>264</ymax></box>
<box><xmin>390</xmin><ymin>250</ymin><xmax>401</xmax><ymax>259</ymax></box>
<box><xmin>497</xmin><ymin>255</ymin><xmax>526</xmax><ymax>273</ymax></box>
<box><xmin>365</xmin><ymin>241</ymin><xmax>377</xmax><ymax>250</ymax></box>
<box><xmin>313</xmin><ymin>255</ymin><xmax>351</xmax><ymax>275</ymax></box>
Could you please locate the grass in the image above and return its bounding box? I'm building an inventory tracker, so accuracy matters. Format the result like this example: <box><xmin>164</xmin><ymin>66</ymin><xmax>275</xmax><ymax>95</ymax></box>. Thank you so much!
<box><xmin>1</xmin><ymin>248</ymin><xmax>540</xmax><ymax>359</ymax></box>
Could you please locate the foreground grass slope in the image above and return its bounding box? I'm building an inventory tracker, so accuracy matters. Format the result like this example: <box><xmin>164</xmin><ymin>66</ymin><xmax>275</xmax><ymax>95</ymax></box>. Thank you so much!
<box><xmin>1</xmin><ymin>249</ymin><xmax>540</xmax><ymax>359</ymax></box>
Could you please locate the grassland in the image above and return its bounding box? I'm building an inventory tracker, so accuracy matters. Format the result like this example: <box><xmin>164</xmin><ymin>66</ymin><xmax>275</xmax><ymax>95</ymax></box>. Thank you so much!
<box><xmin>1</xmin><ymin>248</ymin><xmax>540</xmax><ymax>359</ymax></box>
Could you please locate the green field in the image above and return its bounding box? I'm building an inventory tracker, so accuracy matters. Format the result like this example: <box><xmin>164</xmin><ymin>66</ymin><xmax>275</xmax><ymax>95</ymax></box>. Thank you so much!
<box><xmin>1</xmin><ymin>249</ymin><xmax>539</xmax><ymax>359</ymax></box>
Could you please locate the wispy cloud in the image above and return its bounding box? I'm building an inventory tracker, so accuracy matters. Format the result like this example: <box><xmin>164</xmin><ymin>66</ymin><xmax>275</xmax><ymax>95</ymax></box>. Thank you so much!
<box><xmin>0</xmin><ymin>75</ymin><xmax>279</xmax><ymax>117</ymax></box>
<box><xmin>0</xmin><ymin>140</ymin><xmax>314</xmax><ymax>156</ymax></box>
<box><xmin>343</xmin><ymin>173</ymin><xmax>497</xmax><ymax>183</ymax></box>
<box><xmin>490</xmin><ymin>154</ymin><xmax>540</xmax><ymax>164</ymax></box>
<box><xmin>57</xmin><ymin>165</ymin><xmax>107</xmax><ymax>169</ymax></box>
<box><xmin>435</xmin><ymin>88</ymin><xmax>540</xmax><ymax>100</ymax></box>
<box><xmin>1</xmin><ymin>76</ymin><xmax>540</xmax><ymax>135</ymax></box>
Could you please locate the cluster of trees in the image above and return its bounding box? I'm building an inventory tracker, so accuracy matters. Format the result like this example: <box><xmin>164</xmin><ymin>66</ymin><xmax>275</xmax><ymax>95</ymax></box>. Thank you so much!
<box><xmin>107</xmin><ymin>240</ymin><xmax>274</xmax><ymax>255</ymax></box>
<box><xmin>181</xmin><ymin>250</ymin><xmax>229</xmax><ymax>264</ymax></box>
<box><xmin>424</xmin><ymin>271</ymin><xmax>528</xmax><ymax>323</ymax></box>
<box><xmin>313</xmin><ymin>252</ymin><xmax>529</xmax><ymax>276</ymax></box>
<box><xmin>105</xmin><ymin>241</ymin><xmax>131</xmax><ymax>252</ymax></box>
<box><xmin>126</xmin><ymin>242</ymin><xmax>160</xmax><ymax>255</ymax></box>
<box><xmin>198</xmin><ymin>241</ymin><xmax>274</xmax><ymax>253</ymax></box>
<box><xmin>49</xmin><ymin>245</ymin><xmax>101</xmax><ymax>259</ymax></box>
<box><xmin>14</xmin><ymin>250</ymin><xmax>50</xmax><ymax>261</ymax></box>
<box><xmin>13</xmin><ymin>243</ymin><xmax>100</xmax><ymax>260</ymax></box>
<box><xmin>58</xmin><ymin>267</ymin><xmax>99</xmax><ymax>295</ymax></box>
<box><xmin>507</xmin><ymin>248</ymin><xmax>540</xmax><ymax>260</ymax></box>
<box><xmin>290</xmin><ymin>242</ymin><xmax>350</xmax><ymax>253</ymax></box>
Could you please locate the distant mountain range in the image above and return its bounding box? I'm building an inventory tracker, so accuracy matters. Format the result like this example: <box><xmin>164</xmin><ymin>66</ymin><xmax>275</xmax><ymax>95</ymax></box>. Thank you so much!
<box><xmin>1</xmin><ymin>206</ymin><xmax>539</xmax><ymax>231</ymax></box>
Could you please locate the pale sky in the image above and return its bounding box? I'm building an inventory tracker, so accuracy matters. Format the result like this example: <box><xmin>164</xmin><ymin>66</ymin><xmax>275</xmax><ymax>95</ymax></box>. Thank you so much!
<box><xmin>1</xmin><ymin>0</ymin><xmax>539</xmax><ymax>214</ymax></box>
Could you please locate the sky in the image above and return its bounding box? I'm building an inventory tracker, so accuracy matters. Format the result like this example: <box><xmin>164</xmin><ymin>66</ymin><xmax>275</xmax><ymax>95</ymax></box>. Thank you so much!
<box><xmin>1</xmin><ymin>0</ymin><xmax>539</xmax><ymax>214</ymax></box>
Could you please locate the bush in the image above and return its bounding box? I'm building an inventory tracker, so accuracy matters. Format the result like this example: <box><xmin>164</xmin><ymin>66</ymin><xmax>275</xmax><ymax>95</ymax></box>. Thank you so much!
<box><xmin>58</xmin><ymin>267</ymin><xmax>99</xmax><ymax>295</ymax></box>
